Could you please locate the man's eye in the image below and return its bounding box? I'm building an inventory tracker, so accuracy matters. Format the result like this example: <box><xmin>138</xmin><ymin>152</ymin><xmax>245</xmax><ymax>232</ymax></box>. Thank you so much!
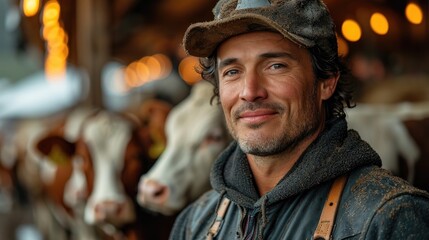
<box><xmin>223</xmin><ymin>69</ymin><xmax>239</xmax><ymax>76</ymax></box>
<box><xmin>271</xmin><ymin>63</ymin><xmax>286</xmax><ymax>70</ymax></box>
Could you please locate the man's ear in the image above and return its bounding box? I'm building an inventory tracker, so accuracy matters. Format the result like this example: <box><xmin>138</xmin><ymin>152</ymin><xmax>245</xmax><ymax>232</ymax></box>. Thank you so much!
<box><xmin>319</xmin><ymin>73</ymin><xmax>339</xmax><ymax>100</ymax></box>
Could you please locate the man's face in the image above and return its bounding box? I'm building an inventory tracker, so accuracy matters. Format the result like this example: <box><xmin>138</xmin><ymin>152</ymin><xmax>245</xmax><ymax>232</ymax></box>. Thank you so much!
<box><xmin>217</xmin><ymin>31</ymin><xmax>330</xmax><ymax>156</ymax></box>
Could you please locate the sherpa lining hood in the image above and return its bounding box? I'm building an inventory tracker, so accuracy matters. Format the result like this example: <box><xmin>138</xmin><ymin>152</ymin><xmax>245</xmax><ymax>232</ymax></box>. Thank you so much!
<box><xmin>210</xmin><ymin>117</ymin><xmax>382</xmax><ymax>208</ymax></box>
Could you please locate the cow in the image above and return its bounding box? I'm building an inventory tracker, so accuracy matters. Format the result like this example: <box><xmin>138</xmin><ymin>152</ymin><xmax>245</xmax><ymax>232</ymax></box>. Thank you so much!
<box><xmin>137</xmin><ymin>81</ymin><xmax>232</xmax><ymax>216</ymax></box>
<box><xmin>347</xmin><ymin>76</ymin><xmax>429</xmax><ymax>185</ymax></box>
<box><xmin>346</xmin><ymin>102</ymin><xmax>429</xmax><ymax>186</ymax></box>
<box><xmin>0</xmin><ymin>107</ymin><xmax>97</xmax><ymax>240</ymax></box>
<box><xmin>19</xmin><ymin>99</ymin><xmax>173</xmax><ymax>239</ymax></box>
<box><xmin>23</xmin><ymin>107</ymin><xmax>100</xmax><ymax>240</ymax></box>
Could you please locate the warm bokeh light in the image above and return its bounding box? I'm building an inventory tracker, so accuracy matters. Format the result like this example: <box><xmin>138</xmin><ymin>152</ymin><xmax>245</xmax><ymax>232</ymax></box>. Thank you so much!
<box><xmin>370</xmin><ymin>13</ymin><xmax>389</xmax><ymax>35</ymax></box>
<box><xmin>179</xmin><ymin>56</ymin><xmax>201</xmax><ymax>85</ymax></box>
<box><xmin>42</xmin><ymin>23</ymin><xmax>61</xmax><ymax>40</ymax></box>
<box><xmin>139</xmin><ymin>56</ymin><xmax>162</xmax><ymax>80</ymax></box>
<box><xmin>45</xmin><ymin>58</ymin><xmax>66</xmax><ymax>81</ymax></box>
<box><xmin>341</xmin><ymin>19</ymin><xmax>362</xmax><ymax>42</ymax></box>
<box><xmin>336</xmin><ymin>35</ymin><xmax>349</xmax><ymax>57</ymax></box>
<box><xmin>22</xmin><ymin>0</ymin><xmax>40</xmax><ymax>17</ymax></box>
<box><xmin>42</xmin><ymin>1</ymin><xmax>61</xmax><ymax>25</ymax></box>
<box><xmin>134</xmin><ymin>61</ymin><xmax>150</xmax><ymax>84</ymax></box>
<box><xmin>42</xmin><ymin>0</ymin><xmax>68</xmax><ymax>82</ymax></box>
<box><xmin>46</xmin><ymin>41</ymin><xmax>68</xmax><ymax>56</ymax></box>
<box><xmin>124</xmin><ymin>62</ymin><xmax>147</xmax><ymax>87</ymax></box>
<box><xmin>405</xmin><ymin>3</ymin><xmax>423</xmax><ymax>24</ymax></box>
<box><xmin>45</xmin><ymin>55</ymin><xmax>66</xmax><ymax>68</ymax></box>
<box><xmin>124</xmin><ymin>65</ymin><xmax>140</xmax><ymax>88</ymax></box>
<box><xmin>47</xmin><ymin>43</ymin><xmax>68</xmax><ymax>58</ymax></box>
<box><xmin>152</xmin><ymin>54</ymin><xmax>173</xmax><ymax>79</ymax></box>
<box><xmin>121</xmin><ymin>53</ymin><xmax>175</xmax><ymax>89</ymax></box>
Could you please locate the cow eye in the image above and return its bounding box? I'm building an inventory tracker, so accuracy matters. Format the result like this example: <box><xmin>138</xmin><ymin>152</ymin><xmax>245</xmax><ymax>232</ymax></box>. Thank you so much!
<box><xmin>204</xmin><ymin>134</ymin><xmax>222</xmax><ymax>143</ymax></box>
<box><xmin>201</xmin><ymin>128</ymin><xmax>224</xmax><ymax>147</ymax></box>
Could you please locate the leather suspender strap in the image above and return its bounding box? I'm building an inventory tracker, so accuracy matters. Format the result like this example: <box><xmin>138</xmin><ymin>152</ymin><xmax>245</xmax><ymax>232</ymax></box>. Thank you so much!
<box><xmin>206</xmin><ymin>175</ymin><xmax>347</xmax><ymax>240</ymax></box>
<box><xmin>206</xmin><ymin>197</ymin><xmax>231</xmax><ymax>240</ymax></box>
<box><xmin>313</xmin><ymin>175</ymin><xmax>348</xmax><ymax>240</ymax></box>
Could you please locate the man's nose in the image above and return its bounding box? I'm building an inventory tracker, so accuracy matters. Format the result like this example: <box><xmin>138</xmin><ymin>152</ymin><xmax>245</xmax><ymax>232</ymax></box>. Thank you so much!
<box><xmin>239</xmin><ymin>70</ymin><xmax>268</xmax><ymax>102</ymax></box>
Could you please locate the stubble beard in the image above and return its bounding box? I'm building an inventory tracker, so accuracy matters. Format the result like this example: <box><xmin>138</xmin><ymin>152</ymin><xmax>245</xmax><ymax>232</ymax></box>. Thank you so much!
<box><xmin>229</xmin><ymin>91</ymin><xmax>322</xmax><ymax>157</ymax></box>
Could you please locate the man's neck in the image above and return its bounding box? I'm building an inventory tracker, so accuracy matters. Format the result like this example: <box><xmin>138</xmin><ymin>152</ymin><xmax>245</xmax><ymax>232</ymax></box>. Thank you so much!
<box><xmin>247</xmin><ymin>130</ymin><xmax>322</xmax><ymax>196</ymax></box>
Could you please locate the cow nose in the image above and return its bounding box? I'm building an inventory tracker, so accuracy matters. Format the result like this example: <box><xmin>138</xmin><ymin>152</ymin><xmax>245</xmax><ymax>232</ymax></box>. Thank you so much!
<box><xmin>94</xmin><ymin>200</ymin><xmax>124</xmax><ymax>222</ymax></box>
<box><xmin>138</xmin><ymin>179</ymin><xmax>169</xmax><ymax>206</ymax></box>
<box><xmin>86</xmin><ymin>198</ymin><xmax>136</xmax><ymax>227</ymax></box>
<box><xmin>64</xmin><ymin>187</ymin><xmax>87</xmax><ymax>208</ymax></box>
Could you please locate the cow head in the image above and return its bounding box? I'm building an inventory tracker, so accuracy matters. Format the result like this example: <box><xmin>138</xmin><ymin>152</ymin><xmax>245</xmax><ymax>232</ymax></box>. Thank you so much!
<box><xmin>137</xmin><ymin>81</ymin><xmax>232</xmax><ymax>215</ymax></box>
<box><xmin>34</xmin><ymin>104</ymin><xmax>171</xmax><ymax>235</ymax></box>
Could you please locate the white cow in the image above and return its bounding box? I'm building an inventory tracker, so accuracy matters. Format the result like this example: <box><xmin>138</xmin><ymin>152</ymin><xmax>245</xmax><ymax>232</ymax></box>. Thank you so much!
<box><xmin>346</xmin><ymin>101</ymin><xmax>429</xmax><ymax>183</ymax></box>
<box><xmin>137</xmin><ymin>81</ymin><xmax>232</xmax><ymax>216</ymax></box>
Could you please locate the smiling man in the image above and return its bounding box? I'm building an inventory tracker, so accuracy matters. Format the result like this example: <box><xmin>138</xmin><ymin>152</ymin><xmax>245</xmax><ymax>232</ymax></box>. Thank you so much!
<box><xmin>218</xmin><ymin>31</ymin><xmax>333</xmax><ymax>195</ymax></box>
<box><xmin>169</xmin><ymin>0</ymin><xmax>429</xmax><ymax>239</ymax></box>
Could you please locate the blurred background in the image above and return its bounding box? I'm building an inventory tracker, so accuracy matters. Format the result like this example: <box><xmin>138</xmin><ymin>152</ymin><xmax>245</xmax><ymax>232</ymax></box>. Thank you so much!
<box><xmin>0</xmin><ymin>0</ymin><xmax>428</xmax><ymax>115</ymax></box>
<box><xmin>0</xmin><ymin>0</ymin><xmax>428</xmax><ymax>239</ymax></box>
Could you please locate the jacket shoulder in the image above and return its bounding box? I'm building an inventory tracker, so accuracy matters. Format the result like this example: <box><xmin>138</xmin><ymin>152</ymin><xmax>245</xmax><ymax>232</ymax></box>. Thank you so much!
<box><xmin>348</xmin><ymin>166</ymin><xmax>429</xmax><ymax>204</ymax></box>
<box><xmin>335</xmin><ymin>166</ymin><xmax>429</xmax><ymax>239</ymax></box>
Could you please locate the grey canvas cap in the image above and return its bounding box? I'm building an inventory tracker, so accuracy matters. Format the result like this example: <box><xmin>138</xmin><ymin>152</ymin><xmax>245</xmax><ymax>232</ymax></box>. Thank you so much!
<box><xmin>183</xmin><ymin>0</ymin><xmax>338</xmax><ymax>57</ymax></box>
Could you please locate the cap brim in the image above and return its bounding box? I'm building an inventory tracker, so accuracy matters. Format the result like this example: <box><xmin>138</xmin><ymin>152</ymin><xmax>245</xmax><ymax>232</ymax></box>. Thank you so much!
<box><xmin>183</xmin><ymin>13</ymin><xmax>313</xmax><ymax>57</ymax></box>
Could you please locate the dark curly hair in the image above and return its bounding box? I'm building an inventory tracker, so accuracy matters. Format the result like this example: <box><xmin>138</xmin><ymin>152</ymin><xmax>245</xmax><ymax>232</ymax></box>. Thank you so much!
<box><xmin>196</xmin><ymin>42</ymin><xmax>355</xmax><ymax>121</ymax></box>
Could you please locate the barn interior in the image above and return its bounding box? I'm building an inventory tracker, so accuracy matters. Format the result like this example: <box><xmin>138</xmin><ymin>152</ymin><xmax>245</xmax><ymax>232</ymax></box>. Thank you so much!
<box><xmin>0</xmin><ymin>0</ymin><xmax>428</xmax><ymax>239</ymax></box>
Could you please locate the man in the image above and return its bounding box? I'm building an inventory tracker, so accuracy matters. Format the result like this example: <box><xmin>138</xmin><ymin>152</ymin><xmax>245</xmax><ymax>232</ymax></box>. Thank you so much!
<box><xmin>170</xmin><ymin>0</ymin><xmax>429</xmax><ymax>239</ymax></box>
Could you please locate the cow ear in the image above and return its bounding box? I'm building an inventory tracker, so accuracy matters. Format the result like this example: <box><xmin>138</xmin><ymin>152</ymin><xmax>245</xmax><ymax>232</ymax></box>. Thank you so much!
<box><xmin>36</xmin><ymin>136</ymin><xmax>76</xmax><ymax>165</ymax></box>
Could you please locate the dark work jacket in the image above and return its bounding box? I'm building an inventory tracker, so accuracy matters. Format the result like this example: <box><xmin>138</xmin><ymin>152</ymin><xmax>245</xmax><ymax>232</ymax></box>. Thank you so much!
<box><xmin>169</xmin><ymin>118</ymin><xmax>429</xmax><ymax>239</ymax></box>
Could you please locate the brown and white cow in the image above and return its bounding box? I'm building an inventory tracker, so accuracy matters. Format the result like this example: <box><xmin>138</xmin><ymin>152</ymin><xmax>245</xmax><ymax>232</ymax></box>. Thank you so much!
<box><xmin>0</xmin><ymin>106</ymin><xmax>98</xmax><ymax>240</ymax></box>
<box><xmin>33</xmin><ymin>100</ymin><xmax>174</xmax><ymax>239</ymax></box>
<box><xmin>137</xmin><ymin>81</ymin><xmax>232</xmax><ymax>216</ymax></box>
